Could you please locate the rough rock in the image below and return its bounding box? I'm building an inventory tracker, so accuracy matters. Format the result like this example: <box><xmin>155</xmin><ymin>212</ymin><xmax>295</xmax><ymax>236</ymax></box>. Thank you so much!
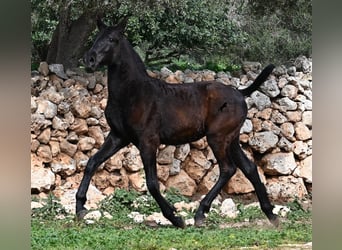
<box><xmin>293</xmin><ymin>155</ymin><xmax>312</xmax><ymax>183</ymax></box>
<box><xmin>36</xmin><ymin>100</ymin><xmax>58</xmax><ymax>119</ymax></box>
<box><xmin>51</xmin><ymin>153</ymin><xmax>77</xmax><ymax>176</ymax></box>
<box><xmin>31</xmin><ymin>159</ymin><xmax>55</xmax><ymax>193</ymax></box>
<box><xmin>157</xmin><ymin>145</ymin><xmax>176</xmax><ymax>165</ymax></box>
<box><xmin>174</xmin><ymin>144</ymin><xmax>190</xmax><ymax>161</ymax></box>
<box><xmin>78</xmin><ymin>137</ymin><xmax>96</xmax><ymax>151</ymax></box>
<box><xmin>267</xmin><ymin>176</ymin><xmax>308</xmax><ymax>201</ymax></box>
<box><xmin>249</xmin><ymin>131</ymin><xmax>278</xmax><ymax>153</ymax></box>
<box><xmin>183</xmin><ymin>150</ymin><xmax>212</xmax><ymax>183</ymax></box>
<box><xmin>261</xmin><ymin>152</ymin><xmax>297</xmax><ymax>175</ymax></box>
<box><xmin>122</xmin><ymin>146</ymin><xmax>143</xmax><ymax>172</ymax></box>
<box><xmin>260</xmin><ymin>79</ymin><xmax>280</xmax><ymax>97</ymax></box>
<box><xmin>220</xmin><ymin>198</ymin><xmax>239</xmax><ymax>218</ymax></box>
<box><xmin>251</xmin><ymin>91</ymin><xmax>272</xmax><ymax>110</ymax></box>
<box><xmin>294</xmin><ymin>122</ymin><xmax>312</xmax><ymax>140</ymax></box>
<box><xmin>165</xmin><ymin>170</ymin><xmax>197</xmax><ymax>197</ymax></box>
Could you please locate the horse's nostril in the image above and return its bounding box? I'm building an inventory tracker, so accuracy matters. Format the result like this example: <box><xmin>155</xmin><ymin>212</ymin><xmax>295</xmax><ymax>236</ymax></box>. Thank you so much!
<box><xmin>89</xmin><ymin>56</ymin><xmax>95</xmax><ymax>63</ymax></box>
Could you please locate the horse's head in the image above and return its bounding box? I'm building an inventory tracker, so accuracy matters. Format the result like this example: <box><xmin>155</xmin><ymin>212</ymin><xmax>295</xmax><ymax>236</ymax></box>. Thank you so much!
<box><xmin>84</xmin><ymin>18</ymin><xmax>128</xmax><ymax>71</ymax></box>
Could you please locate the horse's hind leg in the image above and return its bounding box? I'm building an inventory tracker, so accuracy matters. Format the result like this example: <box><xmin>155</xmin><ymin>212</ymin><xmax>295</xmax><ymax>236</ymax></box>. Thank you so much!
<box><xmin>194</xmin><ymin>135</ymin><xmax>237</xmax><ymax>227</ymax></box>
<box><xmin>76</xmin><ymin>131</ymin><xmax>127</xmax><ymax>219</ymax></box>
<box><xmin>230</xmin><ymin>138</ymin><xmax>279</xmax><ymax>227</ymax></box>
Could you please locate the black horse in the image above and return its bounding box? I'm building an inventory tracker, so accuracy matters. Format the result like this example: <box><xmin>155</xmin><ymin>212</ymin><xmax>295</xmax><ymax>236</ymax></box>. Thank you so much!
<box><xmin>76</xmin><ymin>18</ymin><xmax>279</xmax><ymax>228</ymax></box>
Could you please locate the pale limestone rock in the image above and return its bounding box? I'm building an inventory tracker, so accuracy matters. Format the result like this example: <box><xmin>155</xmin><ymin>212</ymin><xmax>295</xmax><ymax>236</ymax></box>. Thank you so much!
<box><xmin>157</xmin><ymin>145</ymin><xmax>176</xmax><ymax>165</ymax></box>
<box><xmin>220</xmin><ymin>198</ymin><xmax>239</xmax><ymax>218</ymax></box>
<box><xmin>128</xmin><ymin>171</ymin><xmax>147</xmax><ymax>192</ymax></box>
<box><xmin>248</xmin><ymin>131</ymin><xmax>278</xmax><ymax>153</ymax></box>
<box><xmin>294</xmin><ymin>122</ymin><xmax>312</xmax><ymax>140</ymax></box>
<box><xmin>36</xmin><ymin>145</ymin><xmax>52</xmax><ymax>163</ymax></box>
<box><xmin>183</xmin><ymin>149</ymin><xmax>212</xmax><ymax>183</ymax></box>
<box><xmin>51</xmin><ymin>153</ymin><xmax>76</xmax><ymax>176</ymax></box>
<box><xmin>293</xmin><ymin>155</ymin><xmax>312</xmax><ymax>183</ymax></box>
<box><xmin>31</xmin><ymin>164</ymin><xmax>55</xmax><ymax>192</ymax></box>
<box><xmin>59</xmin><ymin>139</ymin><xmax>77</xmax><ymax>157</ymax></box>
<box><xmin>261</xmin><ymin>152</ymin><xmax>297</xmax><ymax>175</ymax></box>
<box><xmin>78</xmin><ymin>136</ymin><xmax>96</xmax><ymax>151</ymax></box>
<box><xmin>266</xmin><ymin>176</ymin><xmax>308</xmax><ymax>201</ymax></box>
<box><xmin>165</xmin><ymin>170</ymin><xmax>197</xmax><ymax>197</ymax></box>
<box><xmin>122</xmin><ymin>146</ymin><xmax>143</xmax><ymax>172</ymax></box>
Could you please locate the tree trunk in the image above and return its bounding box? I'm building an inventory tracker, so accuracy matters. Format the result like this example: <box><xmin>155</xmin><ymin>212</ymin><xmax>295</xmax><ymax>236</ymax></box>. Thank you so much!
<box><xmin>46</xmin><ymin>2</ymin><xmax>100</xmax><ymax>70</ymax></box>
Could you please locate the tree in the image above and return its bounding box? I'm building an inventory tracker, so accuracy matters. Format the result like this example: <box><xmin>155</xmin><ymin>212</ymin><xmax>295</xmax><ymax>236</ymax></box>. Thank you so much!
<box><xmin>31</xmin><ymin>0</ymin><xmax>242</xmax><ymax>69</ymax></box>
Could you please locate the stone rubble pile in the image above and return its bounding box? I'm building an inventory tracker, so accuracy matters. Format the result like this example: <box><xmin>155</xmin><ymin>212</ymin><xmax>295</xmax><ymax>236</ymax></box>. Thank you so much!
<box><xmin>31</xmin><ymin>56</ymin><xmax>312</xmax><ymax>213</ymax></box>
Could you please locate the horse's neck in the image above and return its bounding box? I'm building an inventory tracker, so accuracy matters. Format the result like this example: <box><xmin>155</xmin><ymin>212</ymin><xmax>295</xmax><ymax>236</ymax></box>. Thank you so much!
<box><xmin>107</xmin><ymin>40</ymin><xmax>148</xmax><ymax>99</ymax></box>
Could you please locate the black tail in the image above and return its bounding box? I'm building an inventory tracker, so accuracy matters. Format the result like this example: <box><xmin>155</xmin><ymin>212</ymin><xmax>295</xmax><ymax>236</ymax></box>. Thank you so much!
<box><xmin>239</xmin><ymin>64</ymin><xmax>275</xmax><ymax>96</ymax></box>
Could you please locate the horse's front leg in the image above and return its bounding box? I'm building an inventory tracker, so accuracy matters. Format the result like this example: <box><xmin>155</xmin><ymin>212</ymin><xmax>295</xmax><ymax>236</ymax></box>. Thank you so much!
<box><xmin>76</xmin><ymin>131</ymin><xmax>127</xmax><ymax>219</ymax></box>
<box><xmin>139</xmin><ymin>138</ymin><xmax>185</xmax><ymax>228</ymax></box>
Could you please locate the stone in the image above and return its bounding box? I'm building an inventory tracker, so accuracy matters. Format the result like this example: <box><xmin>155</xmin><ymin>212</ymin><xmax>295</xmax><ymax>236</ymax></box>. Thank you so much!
<box><xmin>248</xmin><ymin>131</ymin><xmax>278</xmax><ymax>153</ymax></box>
<box><xmin>286</xmin><ymin>111</ymin><xmax>302</xmax><ymax>122</ymax></box>
<box><xmin>78</xmin><ymin>136</ymin><xmax>96</xmax><ymax>151</ymax></box>
<box><xmin>59</xmin><ymin>139</ymin><xmax>77</xmax><ymax>157</ymax></box>
<box><xmin>240</xmin><ymin>119</ymin><xmax>253</xmax><ymax>134</ymax></box>
<box><xmin>31</xmin><ymin>97</ymin><xmax>37</xmax><ymax>113</ymax></box>
<box><xmin>293</xmin><ymin>155</ymin><xmax>312</xmax><ymax>183</ymax></box>
<box><xmin>52</xmin><ymin>116</ymin><xmax>69</xmax><ymax>131</ymax></box>
<box><xmin>71</xmin><ymin>97</ymin><xmax>92</xmax><ymax>118</ymax></box>
<box><xmin>70</xmin><ymin>118</ymin><xmax>88</xmax><ymax>135</ymax></box>
<box><xmin>36</xmin><ymin>145</ymin><xmax>52</xmax><ymax>163</ymax></box>
<box><xmin>128</xmin><ymin>171</ymin><xmax>147</xmax><ymax>192</ymax></box>
<box><xmin>31</xmin><ymin>113</ymin><xmax>52</xmax><ymax>134</ymax></box>
<box><xmin>165</xmin><ymin>170</ymin><xmax>197</xmax><ymax>197</ymax></box>
<box><xmin>49</xmin><ymin>64</ymin><xmax>68</xmax><ymax>79</ymax></box>
<box><xmin>37</xmin><ymin>128</ymin><xmax>51</xmax><ymax>144</ymax></box>
<box><xmin>84</xmin><ymin>210</ymin><xmax>102</xmax><ymax>221</ymax></box>
<box><xmin>261</xmin><ymin>152</ymin><xmax>297</xmax><ymax>175</ymax></box>
<box><xmin>302</xmin><ymin>111</ymin><xmax>312</xmax><ymax>128</ymax></box>
<box><xmin>294</xmin><ymin>122</ymin><xmax>311</xmax><ymax>140</ymax></box>
<box><xmin>157</xmin><ymin>145</ymin><xmax>176</xmax><ymax>165</ymax></box>
<box><xmin>190</xmin><ymin>137</ymin><xmax>208</xmax><ymax>150</ymax></box>
<box><xmin>197</xmin><ymin>164</ymin><xmax>219</xmax><ymax>194</ymax></box>
<box><xmin>224</xmin><ymin>167</ymin><xmax>266</xmax><ymax>194</ymax></box>
<box><xmin>74</xmin><ymin>151</ymin><xmax>89</xmax><ymax>171</ymax></box>
<box><xmin>280</xmin><ymin>122</ymin><xmax>295</xmax><ymax>141</ymax></box>
<box><xmin>270</xmin><ymin>110</ymin><xmax>287</xmax><ymax>124</ymax></box>
<box><xmin>277</xmin><ymin>97</ymin><xmax>297</xmax><ymax>111</ymax></box>
<box><xmin>266</xmin><ymin>176</ymin><xmax>308</xmax><ymax>201</ymax></box>
<box><xmin>174</xmin><ymin>144</ymin><xmax>190</xmax><ymax>161</ymax></box>
<box><xmin>281</xmin><ymin>84</ymin><xmax>298</xmax><ymax>99</ymax></box>
<box><xmin>293</xmin><ymin>141</ymin><xmax>309</xmax><ymax>159</ymax></box>
<box><xmin>220</xmin><ymin>198</ymin><xmax>239</xmax><ymax>218</ymax></box>
<box><xmin>31</xmin><ymin>139</ymin><xmax>40</xmax><ymax>152</ymax></box>
<box><xmin>108</xmin><ymin>169</ymin><xmax>129</xmax><ymax>189</ymax></box>
<box><xmin>145</xmin><ymin>212</ymin><xmax>172</xmax><ymax>226</ymax></box>
<box><xmin>105</xmin><ymin>151</ymin><xmax>124</xmax><ymax>172</ymax></box>
<box><xmin>277</xmin><ymin>137</ymin><xmax>293</xmax><ymax>151</ymax></box>
<box><xmin>51</xmin><ymin>153</ymin><xmax>77</xmax><ymax>176</ymax></box>
<box><xmin>88</xmin><ymin>126</ymin><xmax>104</xmax><ymax>146</ymax></box>
<box><xmin>260</xmin><ymin>79</ymin><xmax>280</xmax><ymax>97</ymax></box>
<box><xmin>183</xmin><ymin>150</ymin><xmax>212</xmax><ymax>183</ymax></box>
<box><xmin>251</xmin><ymin>91</ymin><xmax>272</xmax><ymax>110</ymax></box>
<box><xmin>36</xmin><ymin>99</ymin><xmax>58</xmax><ymax>119</ymax></box>
<box><xmin>255</xmin><ymin>108</ymin><xmax>272</xmax><ymax>120</ymax></box>
<box><xmin>157</xmin><ymin>164</ymin><xmax>170</xmax><ymax>182</ymax></box>
<box><xmin>294</xmin><ymin>55</ymin><xmax>312</xmax><ymax>73</ymax></box>
<box><xmin>31</xmin><ymin>164</ymin><xmax>55</xmax><ymax>193</ymax></box>
<box><xmin>122</xmin><ymin>146</ymin><xmax>143</xmax><ymax>172</ymax></box>
<box><xmin>169</xmin><ymin>158</ymin><xmax>181</xmax><ymax>176</ymax></box>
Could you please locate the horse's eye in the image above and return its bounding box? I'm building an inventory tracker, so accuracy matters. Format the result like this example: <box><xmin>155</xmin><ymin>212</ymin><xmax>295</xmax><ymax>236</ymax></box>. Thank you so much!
<box><xmin>109</xmin><ymin>38</ymin><xmax>116</xmax><ymax>43</ymax></box>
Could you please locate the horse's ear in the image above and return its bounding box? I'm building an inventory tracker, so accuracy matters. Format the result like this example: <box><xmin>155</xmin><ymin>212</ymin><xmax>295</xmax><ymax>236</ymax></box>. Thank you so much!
<box><xmin>96</xmin><ymin>18</ymin><xmax>107</xmax><ymax>31</ymax></box>
<box><xmin>116</xmin><ymin>16</ymin><xmax>129</xmax><ymax>34</ymax></box>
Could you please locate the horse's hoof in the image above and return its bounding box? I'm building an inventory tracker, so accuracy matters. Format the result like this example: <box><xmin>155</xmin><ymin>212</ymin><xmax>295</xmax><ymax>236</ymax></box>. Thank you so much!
<box><xmin>269</xmin><ymin>214</ymin><xmax>280</xmax><ymax>228</ymax></box>
<box><xmin>173</xmin><ymin>216</ymin><xmax>186</xmax><ymax>229</ymax></box>
<box><xmin>194</xmin><ymin>216</ymin><xmax>206</xmax><ymax>227</ymax></box>
<box><xmin>76</xmin><ymin>209</ymin><xmax>88</xmax><ymax>221</ymax></box>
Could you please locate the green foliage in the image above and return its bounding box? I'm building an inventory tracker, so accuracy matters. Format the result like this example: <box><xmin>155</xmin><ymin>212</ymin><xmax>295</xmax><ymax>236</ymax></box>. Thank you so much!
<box><xmin>31</xmin><ymin>193</ymin><xmax>68</xmax><ymax>220</ymax></box>
<box><xmin>31</xmin><ymin>197</ymin><xmax>312</xmax><ymax>249</ymax></box>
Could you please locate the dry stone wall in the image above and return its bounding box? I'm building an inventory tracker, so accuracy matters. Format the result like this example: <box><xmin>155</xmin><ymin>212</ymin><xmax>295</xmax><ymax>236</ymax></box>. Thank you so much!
<box><xmin>31</xmin><ymin>56</ymin><xmax>312</xmax><ymax>212</ymax></box>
